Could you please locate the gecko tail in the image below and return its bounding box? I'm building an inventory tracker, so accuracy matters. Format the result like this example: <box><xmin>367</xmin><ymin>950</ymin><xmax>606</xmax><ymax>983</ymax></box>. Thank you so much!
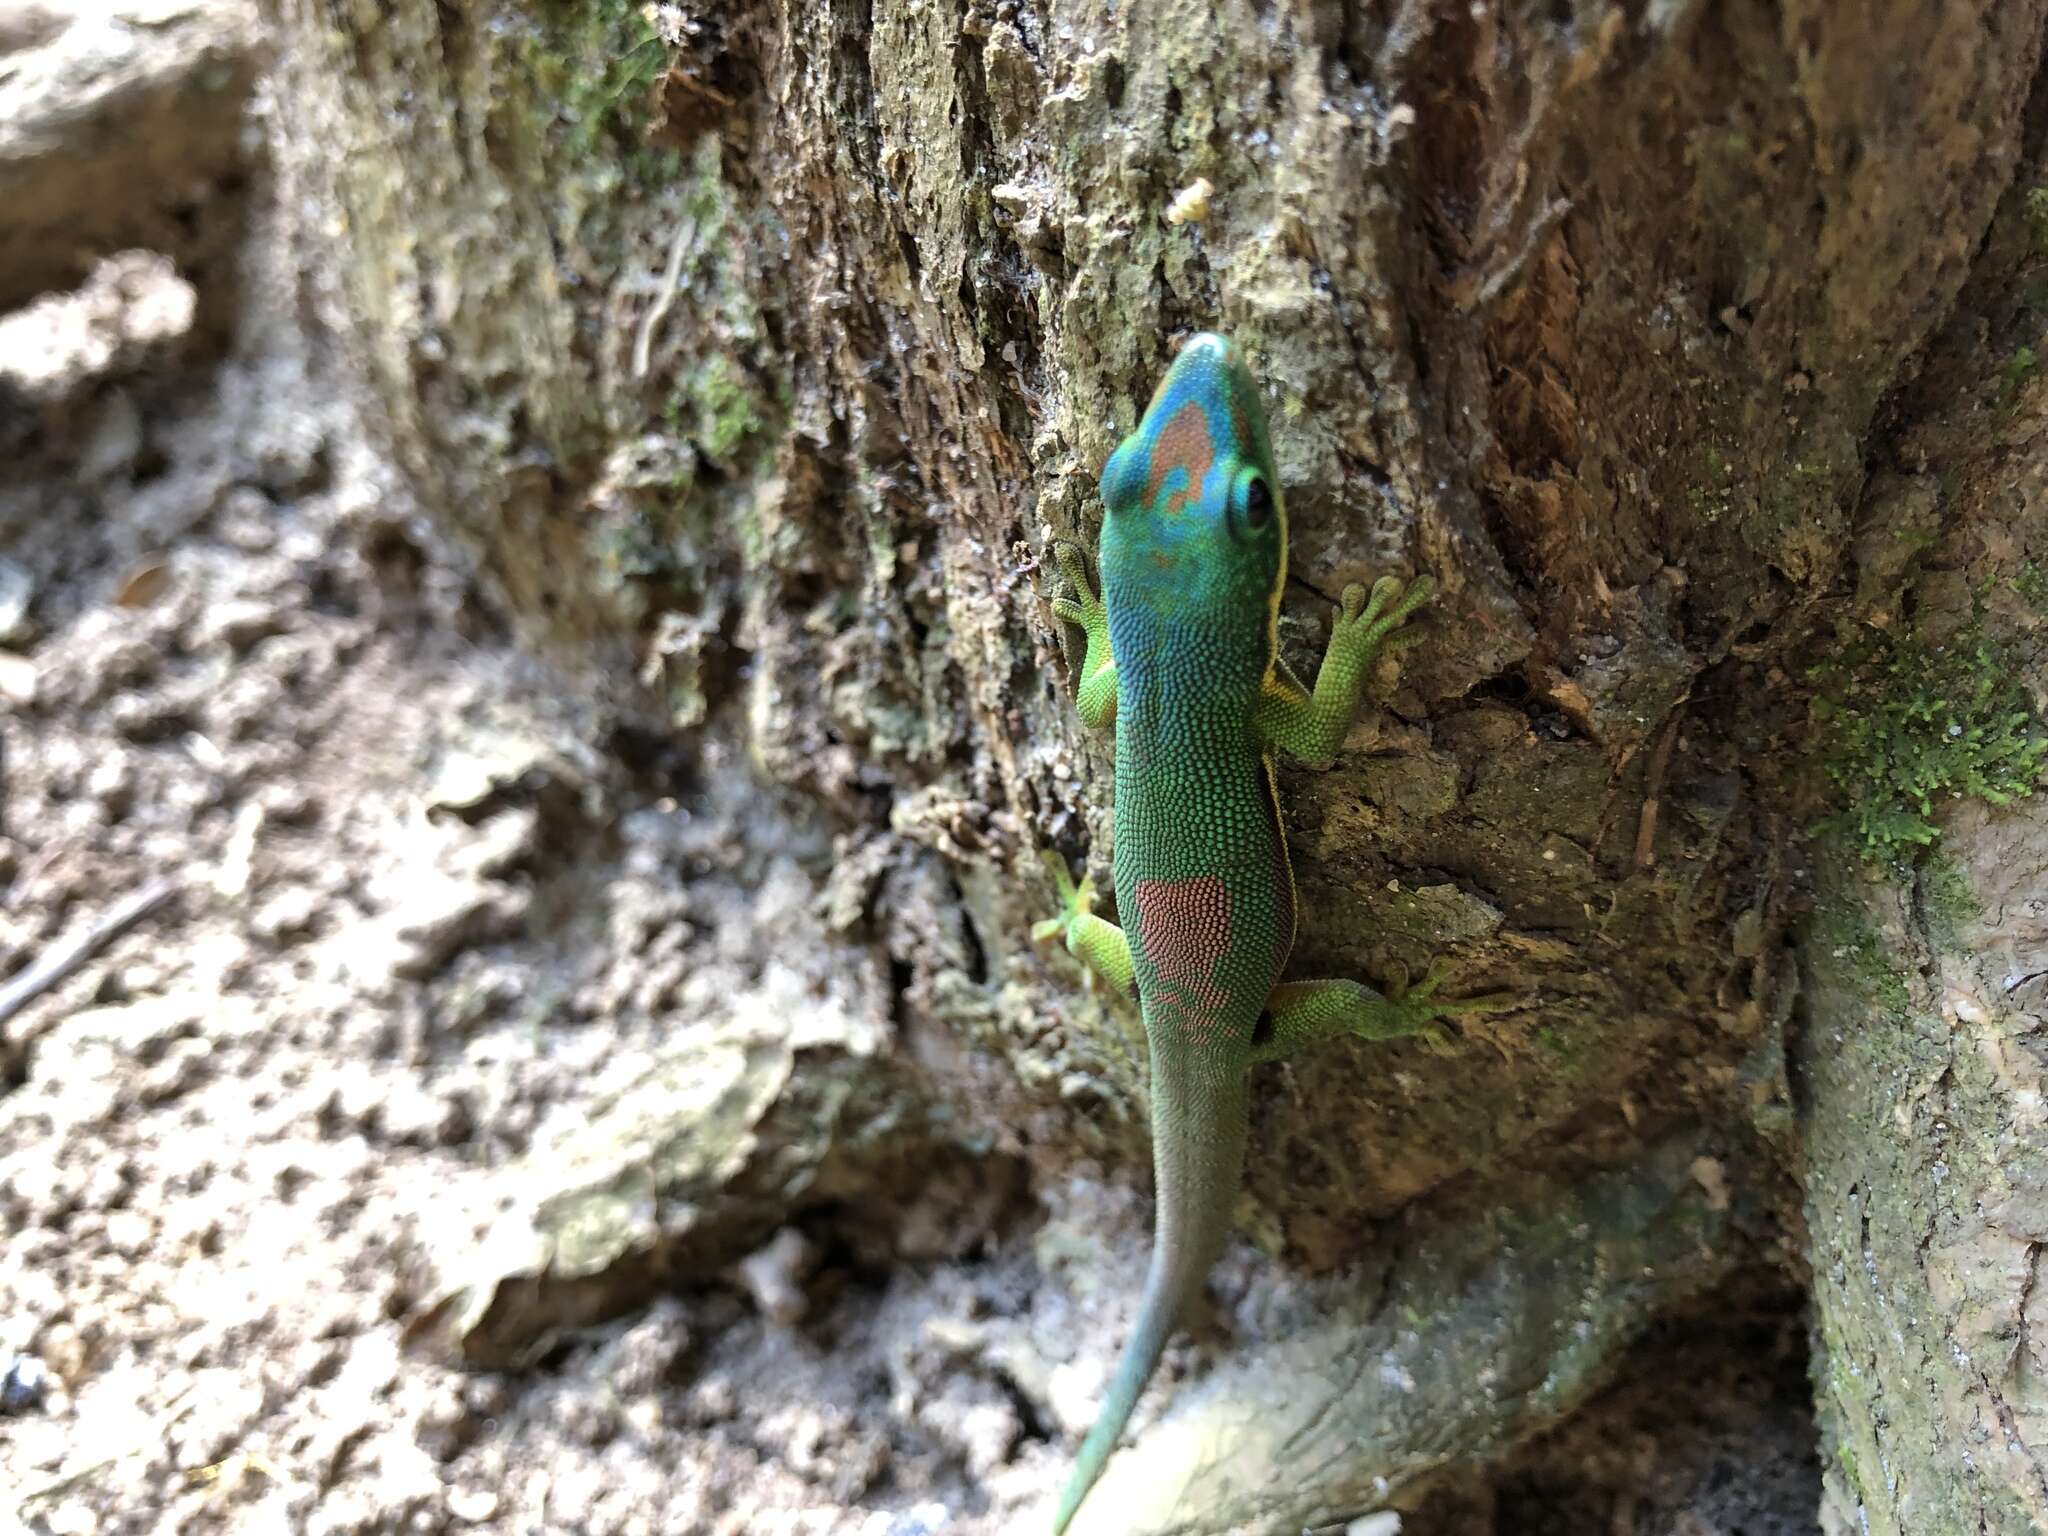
<box><xmin>1050</xmin><ymin>1054</ymin><xmax>1249</xmax><ymax>1535</ymax></box>
<box><xmin>1050</xmin><ymin>1272</ymin><xmax>1181</xmax><ymax>1535</ymax></box>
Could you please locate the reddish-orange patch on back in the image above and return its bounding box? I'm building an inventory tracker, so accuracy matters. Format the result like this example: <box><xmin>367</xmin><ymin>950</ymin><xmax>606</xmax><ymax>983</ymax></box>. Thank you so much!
<box><xmin>1144</xmin><ymin>401</ymin><xmax>1214</xmax><ymax>516</ymax></box>
<box><xmin>1135</xmin><ymin>875</ymin><xmax>1233</xmax><ymax>1037</ymax></box>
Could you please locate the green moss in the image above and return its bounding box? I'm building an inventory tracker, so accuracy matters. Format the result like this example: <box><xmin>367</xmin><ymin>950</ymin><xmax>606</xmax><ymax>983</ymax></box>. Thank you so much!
<box><xmin>665</xmin><ymin>355</ymin><xmax>767</xmax><ymax>467</ymax></box>
<box><xmin>1917</xmin><ymin>854</ymin><xmax>1978</xmax><ymax>947</ymax></box>
<box><xmin>474</xmin><ymin>0</ymin><xmax>690</xmax><ymax>306</ymax></box>
<box><xmin>2000</xmin><ymin>344</ymin><xmax>2040</xmax><ymax>405</ymax></box>
<box><xmin>1809</xmin><ymin>894</ymin><xmax>1910</xmax><ymax>1017</ymax></box>
<box><xmin>570</xmin><ymin>125</ymin><xmax>783</xmax><ymax>588</ymax></box>
<box><xmin>697</xmin><ymin>361</ymin><xmax>763</xmax><ymax>463</ymax></box>
<box><xmin>2026</xmin><ymin>186</ymin><xmax>2048</xmax><ymax>251</ymax></box>
<box><xmin>1835</xmin><ymin>1442</ymin><xmax>1862</xmax><ymax>1498</ymax></box>
<box><xmin>2014</xmin><ymin>560</ymin><xmax>2048</xmax><ymax>609</ymax></box>
<box><xmin>1810</xmin><ymin>625</ymin><xmax>2048</xmax><ymax>863</ymax></box>
<box><xmin>530</xmin><ymin>0</ymin><xmax>677</xmax><ymax>186</ymax></box>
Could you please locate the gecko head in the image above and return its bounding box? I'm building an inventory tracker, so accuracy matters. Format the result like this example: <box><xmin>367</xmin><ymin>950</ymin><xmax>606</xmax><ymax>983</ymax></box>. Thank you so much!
<box><xmin>1097</xmin><ymin>333</ymin><xmax>1286</xmax><ymax>628</ymax></box>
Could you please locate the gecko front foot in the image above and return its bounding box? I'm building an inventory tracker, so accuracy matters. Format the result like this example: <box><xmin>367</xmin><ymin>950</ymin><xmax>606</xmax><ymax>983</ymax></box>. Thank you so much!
<box><xmin>1049</xmin><ymin>542</ymin><xmax>1108</xmax><ymax>637</ymax></box>
<box><xmin>1047</xmin><ymin>542</ymin><xmax>1118</xmax><ymax>730</ymax></box>
<box><xmin>1331</xmin><ymin>572</ymin><xmax>1437</xmax><ymax>671</ymax></box>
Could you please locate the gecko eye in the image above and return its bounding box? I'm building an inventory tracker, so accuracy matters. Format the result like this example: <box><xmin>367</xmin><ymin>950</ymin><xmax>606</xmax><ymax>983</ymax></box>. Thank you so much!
<box><xmin>1100</xmin><ymin>438</ymin><xmax>1143</xmax><ymax>517</ymax></box>
<box><xmin>1231</xmin><ymin>472</ymin><xmax>1274</xmax><ymax>538</ymax></box>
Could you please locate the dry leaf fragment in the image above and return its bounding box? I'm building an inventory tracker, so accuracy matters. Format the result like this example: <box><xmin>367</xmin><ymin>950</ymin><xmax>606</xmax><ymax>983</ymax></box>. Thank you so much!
<box><xmin>115</xmin><ymin>559</ymin><xmax>170</xmax><ymax>608</ymax></box>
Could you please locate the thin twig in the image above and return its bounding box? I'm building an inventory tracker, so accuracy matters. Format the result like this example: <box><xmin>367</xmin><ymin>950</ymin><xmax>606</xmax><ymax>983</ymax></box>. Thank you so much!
<box><xmin>1633</xmin><ymin>712</ymin><xmax>1685</xmax><ymax>870</ymax></box>
<box><xmin>0</xmin><ymin>875</ymin><xmax>181</xmax><ymax>1030</ymax></box>
<box><xmin>16</xmin><ymin>1384</ymin><xmax>198</xmax><ymax>1512</ymax></box>
<box><xmin>632</xmin><ymin>211</ymin><xmax>700</xmax><ymax>380</ymax></box>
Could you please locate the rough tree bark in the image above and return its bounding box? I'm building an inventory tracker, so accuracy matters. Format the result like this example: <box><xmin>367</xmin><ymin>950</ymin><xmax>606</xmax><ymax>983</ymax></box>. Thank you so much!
<box><xmin>261</xmin><ymin>0</ymin><xmax>2048</xmax><ymax>1530</ymax></box>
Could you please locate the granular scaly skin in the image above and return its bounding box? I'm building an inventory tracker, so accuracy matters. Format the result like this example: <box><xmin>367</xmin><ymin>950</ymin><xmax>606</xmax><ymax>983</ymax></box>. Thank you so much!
<box><xmin>1035</xmin><ymin>333</ymin><xmax>1509</xmax><ymax>1534</ymax></box>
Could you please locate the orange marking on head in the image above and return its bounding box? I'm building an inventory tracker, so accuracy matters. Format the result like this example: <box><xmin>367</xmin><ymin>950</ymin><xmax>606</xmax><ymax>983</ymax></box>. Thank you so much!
<box><xmin>1135</xmin><ymin>875</ymin><xmax>1233</xmax><ymax>1036</ymax></box>
<box><xmin>1144</xmin><ymin>401</ymin><xmax>1215</xmax><ymax>516</ymax></box>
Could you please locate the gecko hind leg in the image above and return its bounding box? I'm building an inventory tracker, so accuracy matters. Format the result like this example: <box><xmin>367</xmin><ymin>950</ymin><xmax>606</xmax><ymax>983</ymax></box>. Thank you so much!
<box><xmin>1251</xmin><ymin>962</ymin><xmax>1514</xmax><ymax>1064</ymax></box>
<box><xmin>1031</xmin><ymin>852</ymin><xmax>1134</xmax><ymax>996</ymax></box>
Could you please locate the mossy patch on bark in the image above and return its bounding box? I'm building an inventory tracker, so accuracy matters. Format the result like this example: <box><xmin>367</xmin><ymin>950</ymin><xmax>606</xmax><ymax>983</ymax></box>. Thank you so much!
<box><xmin>1809</xmin><ymin>622</ymin><xmax>2046</xmax><ymax>863</ymax></box>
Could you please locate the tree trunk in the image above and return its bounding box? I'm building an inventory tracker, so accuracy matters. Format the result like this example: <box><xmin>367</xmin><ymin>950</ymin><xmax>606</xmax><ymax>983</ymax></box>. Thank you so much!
<box><xmin>261</xmin><ymin>0</ymin><xmax>2048</xmax><ymax>1529</ymax></box>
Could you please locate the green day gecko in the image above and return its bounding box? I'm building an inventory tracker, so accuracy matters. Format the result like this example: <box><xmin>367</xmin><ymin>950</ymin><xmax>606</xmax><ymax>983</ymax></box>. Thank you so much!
<box><xmin>1033</xmin><ymin>333</ymin><xmax>1510</xmax><ymax>1533</ymax></box>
